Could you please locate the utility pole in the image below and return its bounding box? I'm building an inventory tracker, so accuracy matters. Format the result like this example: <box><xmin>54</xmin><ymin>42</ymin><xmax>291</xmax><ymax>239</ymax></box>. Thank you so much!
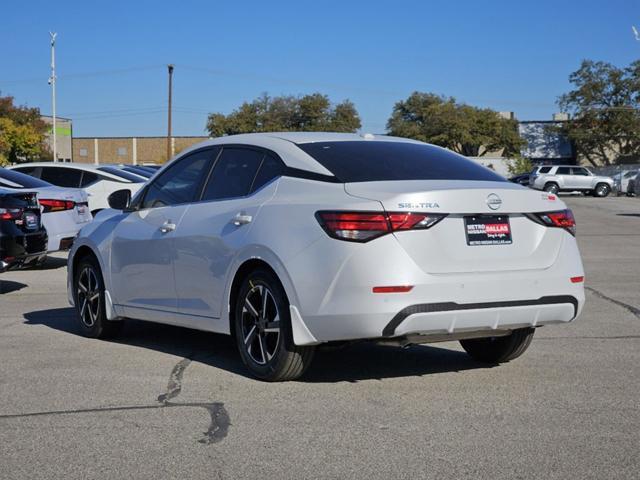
<box><xmin>167</xmin><ymin>64</ymin><xmax>174</xmax><ymax>161</ymax></box>
<box><xmin>49</xmin><ymin>32</ymin><xmax>57</xmax><ymax>162</ymax></box>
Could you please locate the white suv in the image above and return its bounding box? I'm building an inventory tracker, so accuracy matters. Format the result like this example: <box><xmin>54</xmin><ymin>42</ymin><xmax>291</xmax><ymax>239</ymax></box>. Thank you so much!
<box><xmin>529</xmin><ymin>165</ymin><xmax>614</xmax><ymax>197</ymax></box>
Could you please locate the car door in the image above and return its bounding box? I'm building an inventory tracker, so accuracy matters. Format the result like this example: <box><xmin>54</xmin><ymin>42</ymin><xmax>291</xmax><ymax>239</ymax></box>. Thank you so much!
<box><xmin>109</xmin><ymin>148</ymin><xmax>217</xmax><ymax>319</ymax></box>
<box><xmin>571</xmin><ymin>167</ymin><xmax>592</xmax><ymax>189</ymax></box>
<box><xmin>173</xmin><ymin>147</ymin><xmax>283</xmax><ymax>324</ymax></box>
<box><xmin>555</xmin><ymin>166</ymin><xmax>573</xmax><ymax>188</ymax></box>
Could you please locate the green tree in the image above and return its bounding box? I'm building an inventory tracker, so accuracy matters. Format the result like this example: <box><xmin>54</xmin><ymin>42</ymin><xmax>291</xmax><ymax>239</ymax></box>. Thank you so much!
<box><xmin>0</xmin><ymin>94</ymin><xmax>50</xmax><ymax>165</ymax></box>
<box><xmin>206</xmin><ymin>93</ymin><xmax>361</xmax><ymax>137</ymax></box>
<box><xmin>506</xmin><ymin>156</ymin><xmax>533</xmax><ymax>175</ymax></box>
<box><xmin>558</xmin><ymin>60</ymin><xmax>640</xmax><ymax>166</ymax></box>
<box><xmin>386</xmin><ymin>92</ymin><xmax>524</xmax><ymax>157</ymax></box>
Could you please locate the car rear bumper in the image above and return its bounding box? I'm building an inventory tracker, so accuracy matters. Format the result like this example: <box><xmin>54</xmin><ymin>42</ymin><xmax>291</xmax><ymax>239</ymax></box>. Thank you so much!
<box><xmin>287</xmin><ymin>231</ymin><xmax>585</xmax><ymax>344</ymax></box>
<box><xmin>1</xmin><ymin>230</ymin><xmax>48</xmax><ymax>271</ymax></box>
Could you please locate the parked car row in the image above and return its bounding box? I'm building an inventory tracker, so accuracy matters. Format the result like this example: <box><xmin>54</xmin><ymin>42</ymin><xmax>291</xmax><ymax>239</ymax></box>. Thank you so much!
<box><xmin>1</xmin><ymin>162</ymin><xmax>155</xmax><ymax>272</ymax></box>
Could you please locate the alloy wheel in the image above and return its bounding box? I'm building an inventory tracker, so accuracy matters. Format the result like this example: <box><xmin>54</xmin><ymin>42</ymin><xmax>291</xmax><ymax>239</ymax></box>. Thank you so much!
<box><xmin>240</xmin><ymin>284</ymin><xmax>281</xmax><ymax>365</ymax></box>
<box><xmin>596</xmin><ymin>184</ymin><xmax>609</xmax><ymax>196</ymax></box>
<box><xmin>77</xmin><ymin>266</ymin><xmax>101</xmax><ymax>327</ymax></box>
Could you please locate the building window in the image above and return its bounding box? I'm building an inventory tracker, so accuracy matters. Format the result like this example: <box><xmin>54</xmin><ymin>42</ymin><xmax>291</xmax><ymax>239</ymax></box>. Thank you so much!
<box><xmin>79</xmin><ymin>148</ymin><xmax>88</xmax><ymax>157</ymax></box>
<box><xmin>117</xmin><ymin>147</ymin><xmax>127</xmax><ymax>156</ymax></box>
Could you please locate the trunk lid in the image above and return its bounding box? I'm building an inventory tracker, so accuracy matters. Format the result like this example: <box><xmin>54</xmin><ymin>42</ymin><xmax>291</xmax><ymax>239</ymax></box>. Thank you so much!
<box><xmin>344</xmin><ymin>180</ymin><xmax>566</xmax><ymax>274</ymax></box>
<box><xmin>0</xmin><ymin>191</ymin><xmax>42</xmax><ymax>234</ymax></box>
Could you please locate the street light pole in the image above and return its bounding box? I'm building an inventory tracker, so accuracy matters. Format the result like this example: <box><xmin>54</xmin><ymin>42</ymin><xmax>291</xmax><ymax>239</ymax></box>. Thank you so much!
<box><xmin>49</xmin><ymin>32</ymin><xmax>57</xmax><ymax>162</ymax></box>
<box><xmin>167</xmin><ymin>64</ymin><xmax>174</xmax><ymax>162</ymax></box>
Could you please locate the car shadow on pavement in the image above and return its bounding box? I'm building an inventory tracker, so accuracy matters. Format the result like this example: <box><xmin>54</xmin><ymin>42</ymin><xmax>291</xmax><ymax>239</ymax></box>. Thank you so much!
<box><xmin>0</xmin><ymin>280</ymin><xmax>28</xmax><ymax>294</ymax></box>
<box><xmin>23</xmin><ymin>307</ymin><xmax>493</xmax><ymax>382</ymax></box>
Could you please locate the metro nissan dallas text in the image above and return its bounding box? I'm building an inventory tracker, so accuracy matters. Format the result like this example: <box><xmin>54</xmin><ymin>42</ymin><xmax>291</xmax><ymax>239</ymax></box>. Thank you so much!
<box><xmin>67</xmin><ymin>132</ymin><xmax>585</xmax><ymax>381</ymax></box>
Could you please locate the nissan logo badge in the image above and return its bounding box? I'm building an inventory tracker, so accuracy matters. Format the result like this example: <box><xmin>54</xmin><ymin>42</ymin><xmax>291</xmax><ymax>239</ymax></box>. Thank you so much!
<box><xmin>486</xmin><ymin>193</ymin><xmax>502</xmax><ymax>210</ymax></box>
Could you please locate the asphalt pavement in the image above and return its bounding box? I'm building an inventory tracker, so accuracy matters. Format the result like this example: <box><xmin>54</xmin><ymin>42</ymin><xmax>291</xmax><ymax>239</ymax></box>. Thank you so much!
<box><xmin>0</xmin><ymin>195</ymin><xmax>638</xmax><ymax>480</ymax></box>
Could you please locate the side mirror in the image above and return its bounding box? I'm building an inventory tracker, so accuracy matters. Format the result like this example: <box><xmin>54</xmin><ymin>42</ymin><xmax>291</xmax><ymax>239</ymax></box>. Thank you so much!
<box><xmin>107</xmin><ymin>189</ymin><xmax>132</xmax><ymax>211</ymax></box>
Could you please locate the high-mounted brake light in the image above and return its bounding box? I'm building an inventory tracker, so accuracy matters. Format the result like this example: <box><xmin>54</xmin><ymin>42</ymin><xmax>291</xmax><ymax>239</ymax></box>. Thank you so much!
<box><xmin>316</xmin><ymin>211</ymin><xmax>446</xmax><ymax>242</ymax></box>
<box><xmin>39</xmin><ymin>199</ymin><xmax>75</xmax><ymax>213</ymax></box>
<box><xmin>529</xmin><ymin>209</ymin><xmax>576</xmax><ymax>236</ymax></box>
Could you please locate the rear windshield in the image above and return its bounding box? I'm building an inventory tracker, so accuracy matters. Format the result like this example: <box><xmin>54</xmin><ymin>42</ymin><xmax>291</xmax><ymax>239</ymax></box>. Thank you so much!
<box><xmin>0</xmin><ymin>168</ymin><xmax>50</xmax><ymax>189</ymax></box>
<box><xmin>297</xmin><ymin>141</ymin><xmax>505</xmax><ymax>183</ymax></box>
<box><xmin>122</xmin><ymin>166</ymin><xmax>153</xmax><ymax>178</ymax></box>
<box><xmin>97</xmin><ymin>166</ymin><xmax>145</xmax><ymax>183</ymax></box>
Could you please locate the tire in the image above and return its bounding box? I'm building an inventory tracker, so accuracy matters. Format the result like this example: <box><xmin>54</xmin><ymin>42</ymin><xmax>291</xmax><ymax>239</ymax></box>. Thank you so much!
<box><xmin>593</xmin><ymin>183</ymin><xmax>610</xmax><ymax>198</ymax></box>
<box><xmin>543</xmin><ymin>183</ymin><xmax>559</xmax><ymax>194</ymax></box>
<box><xmin>460</xmin><ymin>327</ymin><xmax>535</xmax><ymax>363</ymax></box>
<box><xmin>234</xmin><ymin>268</ymin><xmax>315</xmax><ymax>381</ymax></box>
<box><xmin>73</xmin><ymin>255</ymin><xmax>123</xmax><ymax>339</ymax></box>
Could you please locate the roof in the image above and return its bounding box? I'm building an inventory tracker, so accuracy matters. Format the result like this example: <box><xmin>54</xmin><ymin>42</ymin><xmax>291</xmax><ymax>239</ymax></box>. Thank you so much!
<box><xmin>175</xmin><ymin>132</ymin><xmax>423</xmax><ymax>175</ymax></box>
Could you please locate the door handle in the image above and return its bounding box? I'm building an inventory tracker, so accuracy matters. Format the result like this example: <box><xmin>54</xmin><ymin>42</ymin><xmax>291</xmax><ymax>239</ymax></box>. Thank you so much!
<box><xmin>160</xmin><ymin>221</ymin><xmax>176</xmax><ymax>233</ymax></box>
<box><xmin>233</xmin><ymin>212</ymin><xmax>253</xmax><ymax>226</ymax></box>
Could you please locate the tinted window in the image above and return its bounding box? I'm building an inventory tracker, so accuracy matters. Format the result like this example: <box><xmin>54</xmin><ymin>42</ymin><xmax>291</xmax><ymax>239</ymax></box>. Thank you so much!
<box><xmin>12</xmin><ymin>166</ymin><xmax>38</xmax><ymax>176</ymax></box>
<box><xmin>539</xmin><ymin>167</ymin><xmax>552</xmax><ymax>173</ymax></box>
<box><xmin>202</xmin><ymin>148</ymin><xmax>263</xmax><ymax>201</ymax></box>
<box><xmin>97</xmin><ymin>166</ymin><xmax>144</xmax><ymax>183</ymax></box>
<box><xmin>297</xmin><ymin>141</ymin><xmax>505</xmax><ymax>183</ymax></box>
<box><xmin>251</xmin><ymin>154</ymin><xmax>284</xmax><ymax>193</ymax></box>
<box><xmin>40</xmin><ymin>167</ymin><xmax>82</xmax><ymax>188</ymax></box>
<box><xmin>0</xmin><ymin>169</ymin><xmax>50</xmax><ymax>188</ymax></box>
<box><xmin>80</xmin><ymin>171</ymin><xmax>99</xmax><ymax>187</ymax></box>
<box><xmin>123</xmin><ymin>166</ymin><xmax>153</xmax><ymax>178</ymax></box>
<box><xmin>572</xmin><ymin>167</ymin><xmax>589</xmax><ymax>176</ymax></box>
<box><xmin>556</xmin><ymin>167</ymin><xmax>572</xmax><ymax>175</ymax></box>
<box><xmin>142</xmin><ymin>149</ymin><xmax>215</xmax><ymax>209</ymax></box>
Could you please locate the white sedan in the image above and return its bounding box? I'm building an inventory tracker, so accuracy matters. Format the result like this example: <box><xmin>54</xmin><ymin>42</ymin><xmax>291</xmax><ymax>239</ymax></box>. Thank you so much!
<box><xmin>67</xmin><ymin>133</ymin><xmax>585</xmax><ymax>381</ymax></box>
<box><xmin>0</xmin><ymin>167</ymin><xmax>92</xmax><ymax>252</ymax></box>
<box><xmin>7</xmin><ymin>162</ymin><xmax>144</xmax><ymax>215</ymax></box>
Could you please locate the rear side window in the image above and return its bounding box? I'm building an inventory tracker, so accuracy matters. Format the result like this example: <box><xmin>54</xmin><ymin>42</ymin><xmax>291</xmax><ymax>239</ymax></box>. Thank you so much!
<box><xmin>572</xmin><ymin>167</ymin><xmax>589</xmax><ymax>176</ymax></box>
<box><xmin>297</xmin><ymin>141</ymin><xmax>505</xmax><ymax>183</ymax></box>
<box><xmin>201</xmin><ymin>148</ymin><xmax>263</xmax><ymax>201</ymax></box>
<box><xmin>556</xmin><ymin>167</ymin><xmax>572</xmax><ymax>175</ymax></box>
<box><xmin>0</xmin><ymin>169</ymin><xmax>50</xmax><ymax>188</ymax></box>
<box><xmin>12</xmin><ymin>166</ymin><xmax>38</xmax><ymax>176</ymax></box>
<box><xmin>40</xmin><ymin>167</ymin><xmax>82</xmax><ymax>188</ymax></box>
<box><xmin>80</xmin><ymin>171</ymin><xmax>99</xmax><ymax>187</ymax></box>
<box><xmin>539</xmin><ymin>166</ymin><xmax>552</xmax><ymax>174</ymax></box>
<box><xmin>251</xmin><ymin>154</ymin><xmax>284</xmax><ymax>193</ymax></box>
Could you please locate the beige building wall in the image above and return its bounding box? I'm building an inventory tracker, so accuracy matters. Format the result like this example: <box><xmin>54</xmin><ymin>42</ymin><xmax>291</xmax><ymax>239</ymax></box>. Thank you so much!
<box><xmin>72</xmin><ymin>136</ymin><xmax>209</xmax><ymax>165</ymax></box>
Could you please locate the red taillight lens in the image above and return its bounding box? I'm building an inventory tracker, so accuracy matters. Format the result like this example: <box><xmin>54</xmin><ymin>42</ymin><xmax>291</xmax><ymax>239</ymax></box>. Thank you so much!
<box><xmin>39</xmin><ymin>199</ymin><xmax>75</xmax><ymax>213</ymax></box>
<box><xmin>0</xmin><ymin>208</ymin><xmax>23</xmax><ymax>220</ymax></box>
<box><xmin>316</xmin><ymin>211</ymin><xmax>446</xmax><ymax>242</ymax></box>
<box><xmin>536</xmin><ymin>209</ymin><xmax>576</xmax><ymax>236</ymax></box>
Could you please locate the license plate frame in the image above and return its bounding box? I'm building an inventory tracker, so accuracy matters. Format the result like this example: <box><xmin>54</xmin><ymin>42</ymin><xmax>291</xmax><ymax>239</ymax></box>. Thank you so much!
<box><xmin>464</xmin><ymin>215</ymin><xmax>512</xmax><ymax>246</ymax></box>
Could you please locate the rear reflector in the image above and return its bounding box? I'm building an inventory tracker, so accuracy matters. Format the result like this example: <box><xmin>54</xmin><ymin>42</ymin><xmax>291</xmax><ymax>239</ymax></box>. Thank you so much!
<box><xmin>39</xmin><ymin>199</ymin><xmax>76</xmax><ymax>213</ymax></box>
<box><xmin>372</xmin><ymin>286</ymin><xmax>414</xmax><ymax>293</ymax></box>
<box><xmin>316</xmin><ymin>211</ymin><xmax>446</xmax><ymax>242</ymax></box>
<box><xmin>570</xmin><ymin>276</ymin><xmax>584</xmax><ymax>283</ymax></box>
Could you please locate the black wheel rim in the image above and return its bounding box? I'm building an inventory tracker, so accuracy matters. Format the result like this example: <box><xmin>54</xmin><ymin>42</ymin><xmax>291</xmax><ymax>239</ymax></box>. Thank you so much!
<box><xmin>240</xmin><ymin>283</ymin><xmax>281</xmax><ymax>365</ymax></box>
<box><xmin>77</xmin><ymin>266</ymin><xmax>100</xmax><ymax>327</ymax></box>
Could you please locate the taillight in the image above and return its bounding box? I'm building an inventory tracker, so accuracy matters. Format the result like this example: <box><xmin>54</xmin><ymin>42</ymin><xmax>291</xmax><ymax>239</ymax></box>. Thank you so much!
<box><xmin>530</xmin><ymin>209</ymin><xmax>576</xmax><ymax>236</ymax></box>
<box><xmin>316</xmin><ymin>211</ymin><xmax>446</xmax><ymax>242</ymax></box>
<box><xmin>0</xmin><ymin>208</ymin><xmax>23</xmax><ymax>220</ymax></box>
<box><xmin>39</xmin><ymin>199</ymin><xmax>75</xmax><ymax>213</ymax></box>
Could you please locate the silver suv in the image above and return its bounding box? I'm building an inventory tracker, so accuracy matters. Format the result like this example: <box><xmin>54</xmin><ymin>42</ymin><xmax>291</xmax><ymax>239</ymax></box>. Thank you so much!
<box><xmin>529</xmin><ymin>165</ymin><xmax>614</xmax><ymax>197</ymax></box>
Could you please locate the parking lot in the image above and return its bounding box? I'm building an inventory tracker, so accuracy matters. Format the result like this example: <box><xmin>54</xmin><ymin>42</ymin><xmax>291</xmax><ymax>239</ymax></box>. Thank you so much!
<box><xmin>0</xmin><ymin>195</ymin><xmax>638</xmax><ymax>479</ymax></box>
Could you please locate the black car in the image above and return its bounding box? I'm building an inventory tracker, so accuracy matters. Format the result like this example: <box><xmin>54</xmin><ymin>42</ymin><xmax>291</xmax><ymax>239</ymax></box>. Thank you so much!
<box><xmin>0</xmin><ymin>188</ymin><xmax>48</xmax><ymax>272</ymax></box>
<box><xmin>509</xmin><ymin>173</ymin><xmax>530</xmax><ymax>186</ymax></box>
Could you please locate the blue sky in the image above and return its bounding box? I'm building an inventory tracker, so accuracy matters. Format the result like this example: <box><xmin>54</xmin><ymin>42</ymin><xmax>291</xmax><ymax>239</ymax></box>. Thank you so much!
<box><xmin>2</xmin><ymin>0</ymin><xmax>638</xmax><ymax>137</ymax></box>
